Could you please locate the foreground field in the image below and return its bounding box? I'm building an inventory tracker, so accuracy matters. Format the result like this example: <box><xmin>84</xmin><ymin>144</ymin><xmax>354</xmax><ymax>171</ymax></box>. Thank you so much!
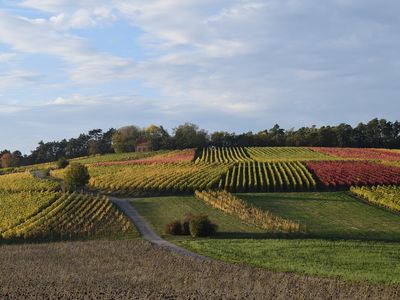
<box><xmin>1</xmin><ymin>240</ymin><xmax>399</xmax><ymax>299</ymax></box>
<box><xmin>132</xmin><ymin>193</ymin><xmax>400</xmax><ymax>283</ymax></box>
<box><xmin>180</xmin><ymin>239</ymin><xmax>400</xmax><ymax>284</ymax></box>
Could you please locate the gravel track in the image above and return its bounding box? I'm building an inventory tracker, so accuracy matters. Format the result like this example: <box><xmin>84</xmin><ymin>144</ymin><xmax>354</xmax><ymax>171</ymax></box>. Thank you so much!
<box><xmin>110</xmin><ymin>197</ymin><xmax>210</xmax><ymax>261</ymax></box>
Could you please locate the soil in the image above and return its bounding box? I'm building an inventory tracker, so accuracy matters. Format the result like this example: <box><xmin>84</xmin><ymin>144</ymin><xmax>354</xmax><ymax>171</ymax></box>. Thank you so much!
<box><xmin>0</xmin><ymin>239</ymin><xmax>399</xmax><ymax>299</ymax></box>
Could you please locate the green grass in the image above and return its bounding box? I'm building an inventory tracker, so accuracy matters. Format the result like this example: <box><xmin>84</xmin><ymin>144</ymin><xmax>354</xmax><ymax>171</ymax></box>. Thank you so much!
<box><xmin>238</xmin><ymin>192</ymin><xmax>400</xmax><ymax>241</ymax></box>
<box><xmin>132</xmin><ymin>193</ymin><xmax>400</xmax><ymax>284</ymax></box>
<box><xmin>179</xmin><ymin>239</ymin><xmax>400</xmax><ymax>284</ymax></box>
<box><xmin>131</xmin><ymin>196</ymin><xmax>264</xmax><ymax>238</ymax></box>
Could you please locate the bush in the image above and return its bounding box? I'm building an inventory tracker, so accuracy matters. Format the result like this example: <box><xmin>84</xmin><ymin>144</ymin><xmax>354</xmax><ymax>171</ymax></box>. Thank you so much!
<box><xmin>57</xmin><ymin>157</ymin><xmax>69</xmax><ymax>169</ymax></box>
<box><xmin>164</xmin><ymin>220</ymin><xmax>183</xmax><ymax>235</ymax></box>
<box><xmin>64</xmin><ymin>163</ymin><xmax>90</xmax><ymax>191</ymax></box>
<box><xmin>189</xmin><ymin>215</ymin><xmax>217</xmax><ymax>237</ymax></box>
<box><xmin>182</xmin><ymin>213</ymin><xmax>193</xmax><ymax>235</ymax></box>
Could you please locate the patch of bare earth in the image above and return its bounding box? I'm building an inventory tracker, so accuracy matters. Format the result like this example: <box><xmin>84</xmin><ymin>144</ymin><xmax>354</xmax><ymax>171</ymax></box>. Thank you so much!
<box><xmin>0</xmin><ymin>240</ymin><xmax>399</xmax><ymax>299</ymax></box>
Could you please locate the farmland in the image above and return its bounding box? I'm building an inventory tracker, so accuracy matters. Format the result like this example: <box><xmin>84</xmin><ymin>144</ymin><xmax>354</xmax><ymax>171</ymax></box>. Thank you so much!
<box><xmin>195</xmin><ymin>146</ymin><xmax>335</xmax><ymax>163</ymax></box>
<box><xmin>2</xmin><ymin>240</ymin><xmax>398</xmax><ymax>299</ymax></box>
<box><xmin>310</xmin><ymin>147</ymin><xmax>400</xmax><ymax>161</ymax></box>
<box><xmin>89</xmin><ymin>162</ymin><xmax>230</xmax><ymax>196</ymax></box>
<box><xmin>1</xmin><ymin>145</ymin><xmax>400</xmax><ymax>297</ymax></box>
<box><xmin>306</xmin><ymin>161</ymin><xmax>400</xmax><ymax>188</ymax></box>
<box><xmin>0</xmin><ymin>172</ymin><xmax>137</xmax><ymax>242</ymax></box>
<box><xmin>351</xmin><ymin>185</ymin><xmax>400</xmax><ymax>212</ymax></box>
<box><xmin>132</xmin><ymin>192</ymin><xmax>400</xmax><ymax>283</ymax></box>
<box><xmin>64</xmin><ymin>146</ymin><xmax>400</xmax><ymax>195</ymax></box>
<box><xmin>219</xmin><ymin>161</ymin><xmax>316</xmax><ymax>192</ymax></box>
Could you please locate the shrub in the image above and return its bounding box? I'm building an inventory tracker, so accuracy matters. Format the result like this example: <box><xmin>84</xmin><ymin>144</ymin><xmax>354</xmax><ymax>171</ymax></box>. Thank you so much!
<box><xmin>164</xmin><ymin>220</ymin><xmax>183</xmax><ymax>235</ymax></box>
<box><xmin>182</xmin><ymin>213</ymin><xmax>193</xmax><ymax>235</ymax></box>
<box><xmin>64</xmin><ymin>163</ymin><xmax>90</xmax><ymax>191</ymax></box>
<box><xmin>57</xmin><ymin>157</ymin><xmax>69</xmax><ymax>169</ymax></box>
<box><xmin>189</xmin><ymin>214</ymin><xmax>217</xmax><ymax>237</ymax></box>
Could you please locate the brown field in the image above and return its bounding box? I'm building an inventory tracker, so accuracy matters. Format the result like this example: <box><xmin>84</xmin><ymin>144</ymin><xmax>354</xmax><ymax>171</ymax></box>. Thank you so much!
<box><xmin>1</xmin><ymin>239</ymin><xmax>399</xmax><ymax>299</ymax></box>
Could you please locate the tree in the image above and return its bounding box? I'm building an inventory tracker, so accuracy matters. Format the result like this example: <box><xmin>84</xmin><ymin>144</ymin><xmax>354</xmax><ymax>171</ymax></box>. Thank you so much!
<box><xmin>1</xmin><ymin>152</ymin><xmax>12</xmax><ymax>168</ymax></box>
<box><xmin>173</xmin><ymin>123</ymin><xmax>208</xmax><ymax>149</ymax></box>
<box><xmin>268</xmin><ymin>124</ymin><xmax>286</xmax><ymax>146</ymax></box>
<box><xmin>56</xmin><ymin>157</ymin><xmax>69</xmax><ymax>169</ymax></box>
<box><xmin>64</xmin><ymin>163</ymin><xmax>90</xmax><ymax>191</ymax></box>
<box><xmin>211</xmin><ymin>131</ymin><xmax>233</xmax><ymax>147</ymax></box>
<box><xmin>112</xmin><ymin>126</ymin><xmax>142</xmax><ymax>153</ymax></box>
<box><xmin>11</xmin><ymin>151</ymin><xmax>23</xmax><ymax>167</ymax></box>
<box><xmin>145</xmin><ymin>125</ymin><xmax>171</xmax><ymax>150</ymax></box>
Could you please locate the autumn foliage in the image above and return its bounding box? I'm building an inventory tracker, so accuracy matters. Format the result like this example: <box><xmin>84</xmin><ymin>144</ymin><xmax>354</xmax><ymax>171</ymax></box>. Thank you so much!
<box><xmin>93</xmin><ymin>149</ymin><xmax>195</xmax><ymax>166</ymax></box>
<box><xmin>309</xmin><ymin>147</ymin><xmax>400</xmax><ymax>161</ymax></box>
<box><xmin>306</xmin><ymin>161</ymin><xmax>400</xmax><ymax>188</ymax></box>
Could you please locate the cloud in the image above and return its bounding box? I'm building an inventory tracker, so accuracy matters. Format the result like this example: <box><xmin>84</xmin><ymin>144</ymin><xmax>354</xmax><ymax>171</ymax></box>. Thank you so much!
<box><xmin>0</xmin><ymin>52</ymin><xmax>16</xmax><ymax>63</ymax></box>
<box><xmin>0</xmin><ymin>69</ymin><xmax>42</xmax><ymax>89</ymax></box>
<box><xmin>0</xmin><ymin>10</ymin><xmax>134</xmax><ymax>84</ymax></box>
<box><xmin>0</xmin><ymin>0</ymin><xmax>399</xmax><ymax>152</ymax></box>
<box><xmin>0</xmin><ymin>105</ymin><xmax>26</xmax><ymax>114</ymax></box>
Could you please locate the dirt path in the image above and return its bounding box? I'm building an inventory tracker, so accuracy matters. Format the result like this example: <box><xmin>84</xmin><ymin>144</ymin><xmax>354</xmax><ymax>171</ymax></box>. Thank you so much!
<box><xmin>32</xmin><ymin>170</ymin><xmax>46</xmax><ymax>179</ymax></box>
<box><xmin>109</xmin><ymin>197</ymin><xmax>210</xmax><ymax>261</ymax></box>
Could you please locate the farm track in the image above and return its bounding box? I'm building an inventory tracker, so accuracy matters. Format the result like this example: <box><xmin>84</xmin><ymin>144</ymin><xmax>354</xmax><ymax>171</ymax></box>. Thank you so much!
<box><xmin>110</xmin><ymin>197</ymin><xmax>210</xmax><ymax>261</ymax></box>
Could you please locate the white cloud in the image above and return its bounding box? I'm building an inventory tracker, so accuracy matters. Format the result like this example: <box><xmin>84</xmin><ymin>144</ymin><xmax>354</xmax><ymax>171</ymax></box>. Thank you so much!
<box><xmin>0</xmin><ymin>105</ymin><xmax>26</xmax><ymax>114</ymax></box>
<box><xmin>0</xmin><ymin>69</ymin><xmax>41</xmax><ymax>89</ymax></box>
<box><xmin>0</xmin><ymin>11</ymin><xmax>134</xmax><ymax>84</ymax></box>
<box><xmin>0</xmin><ymin>0</ymin><xmax>399</xmax><ymax>135</ymax></box>
<box><xmin>0</xmin><ymin>52</ymin><xmax>16</xmax><ymax>63</ymax></box>
<box><xmin>47</xmin><ymin>95</ymin><xmax>99</xmax><ymax>106</ymax></box>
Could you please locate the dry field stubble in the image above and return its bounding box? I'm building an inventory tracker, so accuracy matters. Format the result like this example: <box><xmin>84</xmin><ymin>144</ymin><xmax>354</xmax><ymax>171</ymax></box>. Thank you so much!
<box><xmin>0</xmin><ymin>239</ymin><xmax>399</xmax><ymax>299</ymax></box>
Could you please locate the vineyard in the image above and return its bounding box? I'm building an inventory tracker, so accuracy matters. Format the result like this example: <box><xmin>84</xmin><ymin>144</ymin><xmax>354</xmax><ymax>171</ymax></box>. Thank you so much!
<box><xmin>246</xmin><ymin>147</ymin><xmax>335</xmax><ymax>161</ymax></box>
<box><xmin>195</xmin><ymin>147</ymin><xmax>251</xmax><ymax>163</ymax></box>
<box><xmin>351</xmin><ymin>185</ymin><xmax>400</xmax><ymax>212</ymax></box>
<box><xmin>306</xmin><ymin>161</ymin><xmax>400</xmax><ymax>188</ymax></box>
<box><xmin>0</xmin><ymin>172</ymin><xmax>136</xmax><ymax>242</ymax></box>
<box><xmin>310</xmin><ymin>147</ymin><xmax>400</xmax><ymax>161</ymax></box>
<box><xmin>195</xmin><ymin>190</ymin><xmax>304</xmax><ymax>233</ymax></box>
<box><xmin>195</xmin><ymin>146</ymin><xmax>335</xmax><ymax>163</ymax></box>
<box><xmin>72</xmin><ymin>150</ymin><xmax>168</xmax><ymax>165</ymax></box>
<box><xmin>218</xmin><ymin>161</ymin><xmax>316</xmax><ymax>192</ymax></box>
<box><xmin>0</xmin><ymin>172</ymin><xmax>60</xmax><ymax>192</ymax></box>
<box><xmin>1</xmin><ymin>192</ymin><xmax>134</xmax><ymax>241</ymax></box>
<box><xmin>48</xmin><ymin>146</ymin><xmax>400</xmax><ymax>195</ymax></box>
<box><xmin>90</xmin><ymin>162</ymin><xmax>231</xmax><ymax>196</ymax></box>
<box><xmin>94</xmin><ymin>149</ymin><xmax>195</xmax><ymax>166</ymax></box>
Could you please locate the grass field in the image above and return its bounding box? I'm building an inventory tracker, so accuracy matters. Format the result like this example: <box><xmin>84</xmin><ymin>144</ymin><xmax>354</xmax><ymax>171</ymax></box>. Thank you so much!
<box><xmin>132</xmin><ymin>193</ymin><xmax>400</xmax><ymax>283</ymax></box>
<box><xmin>238</xmin><ymin>192</ymin><xmax>400</xmax><ymax>241</ymax></box>
<box><xmin>131</xmin><ymin>196</ymin><xmax>264</xmax><ymax>238</ymax></box>
<box><xmin>180</xmin><ymin>239</ymin><xmax>400</xmax><ymax>284</ymax></box>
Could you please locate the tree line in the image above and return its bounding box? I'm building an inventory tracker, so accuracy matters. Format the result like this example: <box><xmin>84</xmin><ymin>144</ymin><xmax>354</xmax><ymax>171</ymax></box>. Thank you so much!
<box><xmin>1</xmin><ymin>118</ymin><xmax>399</xmax><ymax>168</ymax></box>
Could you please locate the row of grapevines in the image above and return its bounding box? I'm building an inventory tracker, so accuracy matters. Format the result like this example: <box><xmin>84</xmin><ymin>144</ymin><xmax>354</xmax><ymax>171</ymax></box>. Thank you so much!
<box><xmin>195</xmin><ymin>190</ymin><xmax>305</xmax><ymax>233</ymax></box>
<box><xmin>90</xmin><ymin>162</ymin><xmax>232</xmax><ymax>196</ymax></box>
<box><xmin>1</xmin><ymin>192</ymin><xmax>135</xmax><ymax>241</ymax></box>
<box><xmin>0</xmin><ymin>172</ymin><xmax>59</xmax><ymax>192</ymax></box>
<box><xmin>0</xmin><ymin>190</ymin><xmax>58</xmax><ymax>231</ymax></box>
<box><xmin>246</xmin><ymin>147</ymin><xmax>335</xmax><ymax>161</ymax></box>
<box><xmin>350</xmin><ymin>185</ymin><xmax>400</xmax><ymax>212</ymax></box>
<box><xmin>219</xmin><ymin>161</ymin><xmax>316</xmax><ymax>192</ymax></box>
<box><xmin>195</xmin><ymin>147</ymin><xmax>251</xmax><ymax>163</ymax></box>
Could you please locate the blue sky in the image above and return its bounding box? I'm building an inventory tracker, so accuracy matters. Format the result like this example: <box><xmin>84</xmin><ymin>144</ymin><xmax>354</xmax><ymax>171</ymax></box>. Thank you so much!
<box><xmin>0</xmin><ymin>0</ymin><xmax>399</xmax><ymax>153</ymax></box>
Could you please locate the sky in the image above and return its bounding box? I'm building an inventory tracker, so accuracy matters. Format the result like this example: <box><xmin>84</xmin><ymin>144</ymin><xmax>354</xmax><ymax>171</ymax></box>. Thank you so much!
<box><xmin>0</xmin><ymin>0</ymin><xmax>399</xmax><ymax>154</ymax></box>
